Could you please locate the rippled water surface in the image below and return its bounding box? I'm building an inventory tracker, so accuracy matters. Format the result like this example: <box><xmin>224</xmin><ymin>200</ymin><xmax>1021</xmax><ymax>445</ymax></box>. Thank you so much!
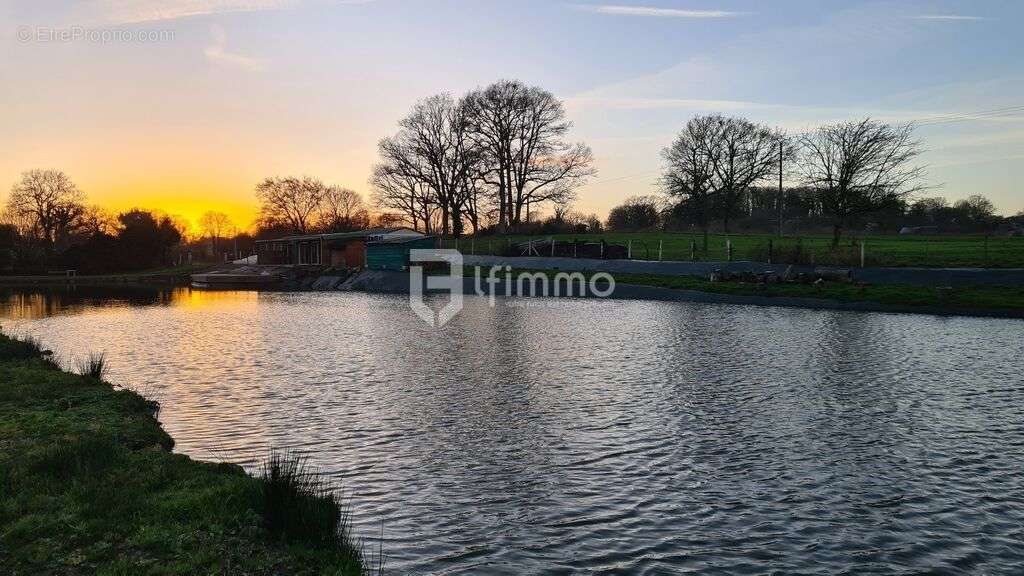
<box><xmin>3</xmin><ymin>286</ymin><xmax>1024</xmax><ymax>575</ymax></box>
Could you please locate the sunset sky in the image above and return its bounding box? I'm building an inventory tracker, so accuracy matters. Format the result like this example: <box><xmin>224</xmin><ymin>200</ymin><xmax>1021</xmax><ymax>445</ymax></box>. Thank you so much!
<box><xmin>2</xmin><ymin>0</ymin><xmax>1022</xmax><ymax>232</ymax></box>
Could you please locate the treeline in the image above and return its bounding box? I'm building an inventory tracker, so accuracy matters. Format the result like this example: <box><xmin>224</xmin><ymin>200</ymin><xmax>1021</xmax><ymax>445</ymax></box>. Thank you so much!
<box><xmin>605</xmin><ymin>115</ymin><xmax>1021</xmax><ymax>243</ymax></box>
<box><xmin>0</xmin><ymin>168</ymin><xmax>409</xmax><ymax>273</ymax></box>
<box><xmin>607</xmin><ymin>189</ymin><xmax>1013</xmax><ymax>236</ymax></box>
<box><xmin>5</xmin><ymin>106</ymin><xmax>1020</xmax><ymax>274</ymax></box>
<box><xmin>249</xmin><ymin>80</ymin><xmax>597</xmax><ymax>240</ymax></box>
<box><xmin>251</xmin><ymin>176</ymin><xmax>400</xmax><ymax>239</ymax></box>
<box><xmin>2</xmin><ymin>170</ymin><xmax>270</xmax><ymax>273</ymax></box>
<box><xmin>0</xmin><ymin>170</ymin><xmax>184</xmax><ymax>273</ymax></box>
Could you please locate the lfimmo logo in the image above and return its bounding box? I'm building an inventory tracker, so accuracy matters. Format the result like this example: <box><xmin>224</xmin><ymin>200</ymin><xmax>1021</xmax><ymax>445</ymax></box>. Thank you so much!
<box><xmin>409</xmin><ymin>249</ymin><xmax>464</xmax><ymax>327</ymax></box>
<box><xmin>409</xmin><ymin>249</ymin><xmax>618</xmax><ymax>327</ymax></box>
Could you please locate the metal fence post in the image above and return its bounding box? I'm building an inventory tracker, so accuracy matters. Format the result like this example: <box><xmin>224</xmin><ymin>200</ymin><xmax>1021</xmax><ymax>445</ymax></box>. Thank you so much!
<box><xmin>550</xmin><ymin>237</ymin><xmax>555</xmax><ymax>257</ymax></box>
<box><xmin>860</xmin><ymin>240</ymin><xmax>865</xmax><ymax>268</ymax></box>
<box><xmin>690</xmin><ymin>239</ymin><xmax>696</xmax><ymax>262</ymax></box>
<box><xmin>727</xmin><ymin>239</ymin><xmax>732</xmax><ymax>262</ymax></box>
<box><xmin>768</xmin><ymin>239</ymin><xmax>773</xmax><ymax>265</ymax></box>
<box><xmin>659</xmin><ymin>240</ymin><xmax>663</xmax><ymax>261</ymax></box>
<box><xmin>628</xmin><ymin>240</ymin><xmax>632</xmax><ymax>259</ymax></box>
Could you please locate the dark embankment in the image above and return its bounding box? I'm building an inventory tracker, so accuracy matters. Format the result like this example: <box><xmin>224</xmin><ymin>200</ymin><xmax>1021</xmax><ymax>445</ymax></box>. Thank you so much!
<box><xmin>0</xmin><ymin>331</ymin><xmax>372</xmax><ymax>575</ymax></box>
<box><xmin>0</xmin><ymin>265</ymin><xmax>210</xmax><ymax>287</ymax></box>
<box><xmin>458</xmin><ymin>267</ymin><xmax>1024</xmax><ymax>319</ymax></box>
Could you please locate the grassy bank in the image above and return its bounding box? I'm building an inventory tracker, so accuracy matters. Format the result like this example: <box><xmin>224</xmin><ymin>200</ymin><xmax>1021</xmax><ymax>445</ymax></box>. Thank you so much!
<box><xmin>0</xmin><ymin>332</ymin><xmax>371</xmax><ymax>575</ymax></box>
<box><xmin>609</xmin><ymin>272</ymin><xmax>1024</xmax><ymax>313</ymax></box>
<box><xmin>467</xmin><ymin>266</ymin><xmax>1024</xmax><ymax>315</ymax></box>
<box><xmin>446</xmin><ymin>232</ymin><xmax>1024</xmax><ymax>268</ymax></box>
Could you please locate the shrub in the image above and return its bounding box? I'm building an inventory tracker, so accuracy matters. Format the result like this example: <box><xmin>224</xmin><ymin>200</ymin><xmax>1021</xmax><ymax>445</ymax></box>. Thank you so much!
<box><xmin>255</xmin><ymin>451</ymin><xmax>356</xmax><ymax>550</ymax></box>
<box><xmin>76</xmin><ymin>352</ymin><xmax>107</xmax><ymax>380</ymax></box>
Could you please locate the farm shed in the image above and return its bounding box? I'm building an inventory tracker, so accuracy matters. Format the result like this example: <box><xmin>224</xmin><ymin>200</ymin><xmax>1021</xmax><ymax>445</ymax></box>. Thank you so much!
<box><xmin>255</xmin><ymin>228</ymin><xmax>424</xmax><ymax>267</ymax></box>
<box><xmin>366</xmin><ymin>236</ymin><xmax>438</xmax><ymax>271</ymax></box>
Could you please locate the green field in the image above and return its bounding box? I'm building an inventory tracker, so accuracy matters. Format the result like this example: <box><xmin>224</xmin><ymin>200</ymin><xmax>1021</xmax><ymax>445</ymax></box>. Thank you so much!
<box><xmin>462</xmin><ymin>266</ymin><xmax>1024</xmax><ymax>315</ymax></box>
<box><xmin>444</xmin><ymin>233</ymin><xmax>1024</xmax><ymax>268</ymax></box>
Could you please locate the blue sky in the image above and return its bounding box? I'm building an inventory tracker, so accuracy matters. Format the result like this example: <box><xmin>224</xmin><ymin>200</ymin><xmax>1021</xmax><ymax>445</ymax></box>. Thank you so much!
<box><xmin>2</xmin><ymin>0</ymin><xmax>1021</xmax><ymax>226</ymax></box>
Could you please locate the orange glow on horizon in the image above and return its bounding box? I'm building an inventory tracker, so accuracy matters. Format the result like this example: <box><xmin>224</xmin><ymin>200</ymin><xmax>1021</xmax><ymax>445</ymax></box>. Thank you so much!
<box><xmin>104</xmin><ymin>197</ymin><xmax>259</xmax><ymax>237</ymax></box>
<box><xmin>96</xmin><ymin>179</ymin><xmax>260</xmax><ymax>236</ymax></box>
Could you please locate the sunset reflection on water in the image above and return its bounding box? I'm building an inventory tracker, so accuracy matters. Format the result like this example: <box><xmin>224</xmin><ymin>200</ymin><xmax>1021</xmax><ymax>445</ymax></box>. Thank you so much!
<box><xmin>2</xmin><ymin>287</ymin><xmax>1024</xmax><ymax>575</ymax></box>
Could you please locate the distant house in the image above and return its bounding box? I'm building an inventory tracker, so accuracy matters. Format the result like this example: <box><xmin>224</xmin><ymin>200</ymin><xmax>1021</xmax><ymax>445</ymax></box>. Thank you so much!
<box><xmin>366</xmin><ymin>236</ymin><xmax>438</xmax><ymax>271</ymax></box>
<box><xmin>254</xmin><ymin>228</ymin><xmax>425</xmax><ymax>267</ymax></box>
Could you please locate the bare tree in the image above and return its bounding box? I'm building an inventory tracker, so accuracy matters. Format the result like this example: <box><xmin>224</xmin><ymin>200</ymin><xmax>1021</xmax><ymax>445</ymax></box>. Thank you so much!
<box><xmin>953</xmin><ymin>194</ymin><xmax>997</xmax><ymax>229</ymax></box>
<box><xmin>799</xmin><ymin>119</ymin><xmax>925</xmax><ymax>245</ymax></box>
<box><xmin>463</xmin><ymin>80</ymin><xmax>595</xmax><ymax>231</ymax></box>
<box><xmin>370</xmin><ymin>162</ymin><xmax>437</xmax><ymax>233</ymax></box>
<box><xmin>378</xmin><ymin>94</ymin><xmax>479</xmax><ymax>237</ymax></box>
<box><xmin>661</xmin><ymin>117</ymin><xmax>720</xmax><ymax>249</ymax></box>
<box><xmin>5</xmin><ymin>169</ymin><xmax>87</xmax><ymax>248</ymax></box>
<box><xmin>198</xmin><ymin>211</ymin><xmax>232</xmax><ymax>253</ymax></box>
<box><xmin>80</xmin><ymin>205</ymin><xmax>119</xmax><ymax>237</ymax></box>
<box><xmin>318</xmin><ymin>186</ymin><xmax>369</xmax><ymax>232</ymax></box>
<box><xmin>709</xmin><ymin>116</ymin><xmax>789</xmax><ymax>233</ymax></box>
<box><xmin>460</xmin><ymin>170</ymin><xmax>493</xmax><ymax>234</ymax></box>
<box><xmin>255</xmin><ymin>176</ymin><xmax>328</xmax><ymax>234</ymax></box>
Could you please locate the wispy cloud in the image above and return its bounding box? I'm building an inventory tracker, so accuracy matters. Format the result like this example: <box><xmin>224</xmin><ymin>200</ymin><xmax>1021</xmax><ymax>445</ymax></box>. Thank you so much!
<box><xmin>95</xmin><ymin>0</ymin><xmax>375</xmax><ymax>24</ymax></box>
<box><xmin>574</xmin><ymin>4</ymin><xmax>747</xmax><ymax>19</ymax></box>
<box><xmin>204</xmin><ymin>24</ymin><xmax>264</xmax><ymax>72</ymax></box>
<box><xmin>568</xmin><ymin>96</ymin><xmax>776</xmax><ymax>111</ymax></box>
<box><xmin>97</xmin><ymin>0</ymin><xmax>294</xmax><ymax>24</ymax></box>
<box><xmin>913</xmin><ymin>15</ymin><xmax>985</xmax><ymax>21</ymax></box>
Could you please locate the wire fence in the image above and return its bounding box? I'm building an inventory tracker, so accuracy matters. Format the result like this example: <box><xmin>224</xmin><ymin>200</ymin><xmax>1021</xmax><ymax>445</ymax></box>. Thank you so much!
<box><xmin>438</xmin><ymin>233</ymin><xmax>1024</xmax><ymax>269</ymax></box>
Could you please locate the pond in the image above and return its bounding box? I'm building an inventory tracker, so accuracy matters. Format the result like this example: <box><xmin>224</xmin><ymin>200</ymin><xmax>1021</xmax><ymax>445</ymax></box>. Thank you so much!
<box><xmin>2</xmin><ymin>286</ymin><xmax>1023</xmax><ymax>575</ymax></box>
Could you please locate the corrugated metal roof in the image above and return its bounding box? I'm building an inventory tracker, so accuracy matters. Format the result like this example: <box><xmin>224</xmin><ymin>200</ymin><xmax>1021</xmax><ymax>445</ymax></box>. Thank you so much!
<box><xmin>366</xmin><ymin>235</ymin><xmax>437</xmax><ymax>245</ymax></box>
<box><xmin>255</xmin><ymin>227</ymin><xmax>421</xmax><ymax>244</ymax></box>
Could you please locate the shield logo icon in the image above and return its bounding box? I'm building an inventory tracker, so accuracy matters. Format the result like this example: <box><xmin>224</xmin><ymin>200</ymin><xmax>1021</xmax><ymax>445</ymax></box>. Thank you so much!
<box><xmin>409</xmin><ymin>249</ymin><xmax>464</xmax><ymax>327</ymax></box>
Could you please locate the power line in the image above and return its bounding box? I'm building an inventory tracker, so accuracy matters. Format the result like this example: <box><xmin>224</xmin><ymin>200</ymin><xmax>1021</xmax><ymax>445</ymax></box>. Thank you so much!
<box><xmin>913</xmin><ymin>104</ymin><xmax>1024</xmax><ymax>127</ymax></box>
<box><xmin>585</xmin><ymin>103</ymin><xmax>1024</xmax><ymax>187</ymax></box>
<box><xmin>587</xmin><ymin>169</ymin><xmax>661</xmax><ymax>186</ymax></box>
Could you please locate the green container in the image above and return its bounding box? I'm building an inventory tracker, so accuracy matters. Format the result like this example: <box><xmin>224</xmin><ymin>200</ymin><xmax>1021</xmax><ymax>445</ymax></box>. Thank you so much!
<box><xmin>366</xmin><ymin>237</ymin><xmax>437</xmax><ymax>271</ymax></box>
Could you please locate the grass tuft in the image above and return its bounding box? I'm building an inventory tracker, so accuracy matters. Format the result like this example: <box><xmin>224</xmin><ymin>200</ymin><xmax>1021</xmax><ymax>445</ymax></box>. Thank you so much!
<box><xmin>256</xmin><ymin>451</ymin><xmax>356</xmax><ymax>548</ymax></box>
<box><xmin>76</xmin><ymin>351</ymin><xmax>108</xmax><ymax>380</ymax></box>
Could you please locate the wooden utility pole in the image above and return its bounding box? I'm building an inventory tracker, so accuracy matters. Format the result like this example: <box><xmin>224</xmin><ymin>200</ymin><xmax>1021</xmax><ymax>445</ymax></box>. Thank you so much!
<box><xmin>777</xmin><ymin>140</ymin><xmax>784</xmax><ymax>238</ymax></box>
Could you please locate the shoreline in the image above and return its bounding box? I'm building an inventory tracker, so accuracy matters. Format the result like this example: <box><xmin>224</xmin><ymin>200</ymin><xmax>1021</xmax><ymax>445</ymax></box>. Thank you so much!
<box><xmin>461</xmin><ymin>255</ymin><xmax>1024</xmax><ymax>287</ymax></box>
<box><xmin>606</xmin><ymin>282</ymin><xmax>1024</xmax><ymax>320</ymax></box>
<box><xmin>332</xmin><ymin>270</ymin><xmax>1024</xmax><ymax>320</ymax></box>
<box><xmin>0</xmin><ymin>274</ymin><xmax>192</xmax><ymax>287</ymax></box>
<box><xmin>4</xmin><ymin>263</ymin><xmax>1023</xmax><ymax>320</ymax></box>
<box><xmin>0</xmin><ymin>265</ymin><xmax>209</xmax><ymax>287</ymax></box>
<box><xmin>0</xmin><ymin>332</ymin><xmax>370</xmax><ymax>575</ymax></box>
